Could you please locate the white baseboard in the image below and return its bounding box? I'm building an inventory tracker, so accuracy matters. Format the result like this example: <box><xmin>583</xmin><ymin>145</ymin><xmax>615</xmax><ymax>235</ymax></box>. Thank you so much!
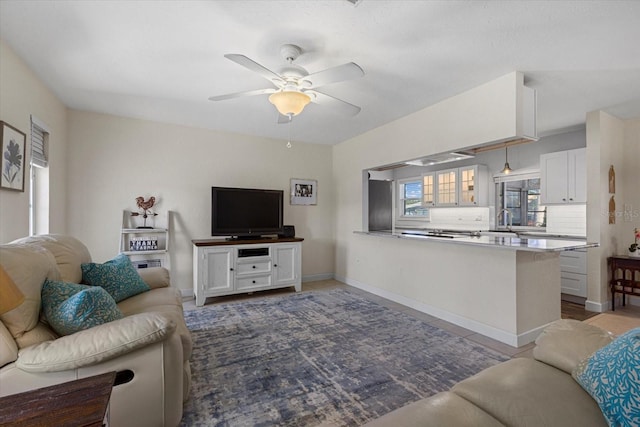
<box><xmin>302</xmin><ymin>273</ymin><xmax>334</xmax><ymax>283</ymax></box>
<box><xmin>586</xmin><ymin>299</ymin><xmax>606</xmax><ymax>313</ymax></box>
<box><xmin>335</xmin><ymin>275</ymin><xmax>540</xmax><ymax>348</ymax></box>
<box><xmin>180</xmin><ymin>288</ymin><xmax>194</xmax><ymax>299</ymax></box>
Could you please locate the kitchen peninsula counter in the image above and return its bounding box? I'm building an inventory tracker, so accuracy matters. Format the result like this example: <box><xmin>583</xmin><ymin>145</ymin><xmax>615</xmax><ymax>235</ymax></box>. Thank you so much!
<box><xmin>349</xmin><ymin>230</ymin><xmax>599</xmax><ymax>348</ymax></box>
<box><xmin>354</xmin><ymin>230</ymin><xmax>597</xmax><ymax>252</ymax></box>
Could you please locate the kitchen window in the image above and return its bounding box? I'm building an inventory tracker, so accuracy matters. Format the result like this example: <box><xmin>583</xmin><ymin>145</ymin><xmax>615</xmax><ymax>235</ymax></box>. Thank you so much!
<box><xmin>495</xmin><ymin>173</ymin><xmax>546</xmax><ymax>228</ymax></box>
<box><xmin>398</xmin><ymin>178</ymin><xmax>430</xmax><ymax>218</ymax></box>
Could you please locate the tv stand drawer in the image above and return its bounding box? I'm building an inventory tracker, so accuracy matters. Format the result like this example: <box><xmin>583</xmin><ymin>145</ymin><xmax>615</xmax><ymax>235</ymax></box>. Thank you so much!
<box><xmin>237</xmin><ymin>275</ymin><xmax>272</xmax><ymax>290</ymax></box>
<box><xmin>236</xmin><ymin>260</ymin><xmax>272</xmax><ymax>275</ymax></box>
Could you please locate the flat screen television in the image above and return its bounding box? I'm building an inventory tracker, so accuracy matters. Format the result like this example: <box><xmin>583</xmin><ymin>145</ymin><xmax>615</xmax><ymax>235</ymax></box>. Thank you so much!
<box><xmin>211</xmin><ymin>187</ymin><xmax>283</xmax><ymax>239</ymax></box>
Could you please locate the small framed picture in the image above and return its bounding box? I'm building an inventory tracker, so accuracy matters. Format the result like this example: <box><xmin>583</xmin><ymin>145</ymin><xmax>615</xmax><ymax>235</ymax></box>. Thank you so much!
<box><xmin>1</xmin><ymin>121</ymin><xmax>27</xmax><ymax>192</ymax></box>
<box><xmin>290</xmin><ymin>178</ymin><xmax>317</xmax><ymax>205</ymax></box>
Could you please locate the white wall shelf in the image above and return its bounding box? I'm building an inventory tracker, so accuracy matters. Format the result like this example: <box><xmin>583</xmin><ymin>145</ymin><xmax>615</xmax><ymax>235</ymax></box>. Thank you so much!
<box><xmin>120</xmin><ymin>210</ymin><xmax>171</xmax><ymax>272</ymax></box>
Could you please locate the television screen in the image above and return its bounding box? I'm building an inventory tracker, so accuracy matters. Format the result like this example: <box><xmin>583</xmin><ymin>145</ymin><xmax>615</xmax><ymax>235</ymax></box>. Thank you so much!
<box><xmin>211</xmin><ymin>187</ymin><xmax>283</xmax><ymax>238</ymax></box>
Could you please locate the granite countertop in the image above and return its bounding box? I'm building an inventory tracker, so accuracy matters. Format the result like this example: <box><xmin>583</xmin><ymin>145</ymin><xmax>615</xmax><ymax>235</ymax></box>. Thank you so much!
<box><xmin>354</xmin><ymin>230</ymin><xmax>598</xmax><ymax>252</ymax></box>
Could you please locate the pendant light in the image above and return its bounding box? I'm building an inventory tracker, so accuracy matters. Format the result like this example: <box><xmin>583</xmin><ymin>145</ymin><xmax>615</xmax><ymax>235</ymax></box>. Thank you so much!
<box><xmin>501</xmin><ymin>145</ymin><xmax>513</xmax><ymax>174</ymax></box>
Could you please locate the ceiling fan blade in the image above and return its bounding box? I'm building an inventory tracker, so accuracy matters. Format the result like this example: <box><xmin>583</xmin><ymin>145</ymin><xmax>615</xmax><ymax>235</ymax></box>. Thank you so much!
<box><xmin>224</xmin><ymin>54</ymin><xmax>284</xmax><ymax>85</ymax></box>
<box><xmin>306</xmin><ymin>90</ymin><xmax>361</xmax><ymax>116</ymax></box>
<box><xmin>300</xmin><ymin>62</ymin><xmax>364</xmax><ymax>89</ymax></box>
<box><xmin>208</xmin><ymin>88</ymin><xmax>276</xmax><ymax>102</ymax></box>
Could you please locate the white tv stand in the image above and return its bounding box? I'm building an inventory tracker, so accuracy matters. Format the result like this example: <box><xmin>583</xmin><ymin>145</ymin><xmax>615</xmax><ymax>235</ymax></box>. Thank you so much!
<box><xmin>192</xmin><ymin>237</ymin><xmax>303</xmax><ymax>306</ymax></box>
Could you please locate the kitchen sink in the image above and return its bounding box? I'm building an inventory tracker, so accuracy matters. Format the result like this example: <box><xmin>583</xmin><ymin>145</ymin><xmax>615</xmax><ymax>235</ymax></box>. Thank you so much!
<box><xmin>480</xmin><ymin>230</ymin><xmax>519</xmax><ymax>238</ymax></box>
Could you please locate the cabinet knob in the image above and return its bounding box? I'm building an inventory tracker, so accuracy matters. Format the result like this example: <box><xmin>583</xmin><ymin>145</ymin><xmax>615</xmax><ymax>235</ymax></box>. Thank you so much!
<box><xmin>252</xmin><ymin>265</ymin><xmax>256</xmax><ymax>269</ymax></box>
<box><xmin>230</xmin><ymin>268</ymin><xmax>234</xmax><ymax>271</ymax></box>
<box><xmin>274</xmin><ymin>264</ymin><xmax>278</xmax><ymax>267</ymax></box>
<box><xmin>252</xmin><ymin>280</ymin><xmax>256</xmax><ymax>284</ymax></box>
<box><xmin>569</xmin><ymin>198</ymin><xmax>574</xmax><ymax>201</ymax></box>
<box><xmin>562</xmin><ymin>198</ymin><xmax>567</xmax><ymax>201</ymax></box>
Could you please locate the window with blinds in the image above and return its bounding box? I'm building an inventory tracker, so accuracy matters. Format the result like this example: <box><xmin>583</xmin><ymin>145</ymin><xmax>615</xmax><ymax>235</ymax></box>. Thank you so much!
<box><xmin>30</xmin><ymin>118</ymin><xmax>48</xmax><ymax>168</ymax></box>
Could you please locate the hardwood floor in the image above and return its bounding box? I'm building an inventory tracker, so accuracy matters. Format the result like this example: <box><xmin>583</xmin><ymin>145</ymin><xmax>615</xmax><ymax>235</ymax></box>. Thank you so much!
<box><xmin>561</xmin><ymin>300</ymin><xmax>599</xmax><ymax>321</ymax></box>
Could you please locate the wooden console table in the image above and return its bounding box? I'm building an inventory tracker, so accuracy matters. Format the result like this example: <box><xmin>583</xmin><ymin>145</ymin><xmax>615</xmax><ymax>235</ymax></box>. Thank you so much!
<box><xmin>608</xmin><ymin>256</ymin><xmax>640</xmax><ymax>311</ymax></box>
<box><xmin>0</xmin><ymin>371</ymin><xmax>115</xmax><ymax>426</ymax></box>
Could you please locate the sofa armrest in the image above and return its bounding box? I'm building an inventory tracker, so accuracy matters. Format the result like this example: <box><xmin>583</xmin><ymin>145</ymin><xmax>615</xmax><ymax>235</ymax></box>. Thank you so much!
<box><xmin>137</xmin><ymin>267</ymin><xmax>170</xmax><ymax>289</ymax></box>
<box><xmin>16</xmin><ymin>312</ymin><xmax>176</xmax><ymax>373</ymax></box>
<box><xmin>533</xmin><ymin>319</ymin><xmax>613</xmax><ymax>374</ymax></box>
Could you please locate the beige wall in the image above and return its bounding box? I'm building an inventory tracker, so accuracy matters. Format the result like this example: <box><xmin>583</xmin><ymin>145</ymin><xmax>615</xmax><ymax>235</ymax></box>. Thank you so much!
<box><xmin>67</xmin><ymin>110</ymin><xmax>335</xmax><ymax>293</ymax></box>
<box><xmin>619</xmin><ymin>118</ymin><xmax>640</xmax><ymax>255</ymax></box>
<box><xmin>585</xmin><ymin>112</ymin><xmax>639</xmax><ymax>311</ymax></box>
<box><xmin>0</xmin><ymin>40</ymin><xmax>68</xmax><ymax>243</ymax></box>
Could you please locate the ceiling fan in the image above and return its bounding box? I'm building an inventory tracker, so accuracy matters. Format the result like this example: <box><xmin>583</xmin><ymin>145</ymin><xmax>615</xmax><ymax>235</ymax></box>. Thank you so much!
<box><xmin>208</xmin><ymin>44</ymin><xmax>364</xmax><ymax>120</ymax></box>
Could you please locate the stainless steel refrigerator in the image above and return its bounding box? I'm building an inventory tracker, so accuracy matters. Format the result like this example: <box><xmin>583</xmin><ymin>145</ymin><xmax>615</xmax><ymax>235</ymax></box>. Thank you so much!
<box><xmin>368</xmin><ymin>180</ymin><xmax>393</xmax><ymax>231</ymax></box>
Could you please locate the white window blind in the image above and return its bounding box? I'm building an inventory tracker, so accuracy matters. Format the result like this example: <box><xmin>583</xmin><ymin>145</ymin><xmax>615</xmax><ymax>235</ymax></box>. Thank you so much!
<box><xmin>30</xmin><ymin>118</ymin><xmax>48</xmax><ymax>168</ymax></box>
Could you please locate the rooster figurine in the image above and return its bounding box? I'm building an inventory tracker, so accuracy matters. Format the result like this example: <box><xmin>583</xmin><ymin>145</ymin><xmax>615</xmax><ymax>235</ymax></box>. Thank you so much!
<box><xmin>131</xmin><ymin>196</ymin><xmax>157</xmax><ymax>228</ymax></box>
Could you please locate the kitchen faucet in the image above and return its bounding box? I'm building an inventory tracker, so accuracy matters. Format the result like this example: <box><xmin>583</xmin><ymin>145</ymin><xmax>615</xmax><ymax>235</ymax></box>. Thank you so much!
<box><xmin>497</xmin><ymin>208</ymin><xmax>513</xmax><ymax>230</ymax></box>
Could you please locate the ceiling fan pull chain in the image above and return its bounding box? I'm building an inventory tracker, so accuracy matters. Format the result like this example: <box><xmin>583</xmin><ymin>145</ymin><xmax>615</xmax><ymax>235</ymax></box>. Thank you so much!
<box><xmin>287</xmin><ymin>114</ymin><xmax>293</xmax><ymax>149</ymax></box>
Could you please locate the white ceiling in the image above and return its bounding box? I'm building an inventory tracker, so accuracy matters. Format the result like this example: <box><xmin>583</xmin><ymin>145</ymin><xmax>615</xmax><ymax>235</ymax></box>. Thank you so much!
<box><xmin>1</xmin><ymin>1</ymin><xmax>639</xmax><ymax>145</ymax></box>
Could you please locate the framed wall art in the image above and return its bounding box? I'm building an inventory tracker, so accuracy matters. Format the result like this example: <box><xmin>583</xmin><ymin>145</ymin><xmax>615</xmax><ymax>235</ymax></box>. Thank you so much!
<box><xmin>290</xmin><ymin>178</ymin><xmax>317</xmax><ymax>205</ymax></box>
<box><xmin>1</xmin><ymin>121</ymin><xmax>26</xmax><ymax>192</ymax></box>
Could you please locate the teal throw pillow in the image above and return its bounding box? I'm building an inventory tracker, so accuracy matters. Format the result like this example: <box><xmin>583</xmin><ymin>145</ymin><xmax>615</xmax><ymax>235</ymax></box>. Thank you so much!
<box><xmin>41</xmin><ymin>279</ymin><xmax>123</xmax><ymax>336</ymax></box>
<box><xmin>573</xmin><ymin>327</ymin><xmax>640</xmax><ymax>427</ymax></box>
<box><xmin>81</xmin><ymin>253</ymin><xmax>150</xmax><ymax>302</ymax></box>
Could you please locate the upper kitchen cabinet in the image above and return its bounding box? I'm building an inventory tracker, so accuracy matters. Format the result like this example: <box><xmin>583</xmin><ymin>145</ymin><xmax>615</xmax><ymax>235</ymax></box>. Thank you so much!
<box><xmin>540</xmin><ymin>148</ymin><xmax>586</xmax><ymax>204</ymax></box>
<box><xmin>422</xmin><ymin>172</ymin><xmax>436</xmax><ymax>207</ymax></box>
<box><xmin>433</xmin><ymin>165</ymin><xmax>488</xmax><ymax>207</ymax></box>
<box><xmin>459</xmin><ymin>165</ymin><xmax>488</xmax><ymax>206</ymax></box>
<box><xmin>436</xmin><ymin>168</ymin><xmax>458</xmax><ymax>206</ymax></box>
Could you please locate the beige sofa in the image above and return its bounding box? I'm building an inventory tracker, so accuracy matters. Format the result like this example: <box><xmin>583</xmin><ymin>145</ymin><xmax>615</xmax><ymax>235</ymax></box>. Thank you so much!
<box><xmin>365</xmin><ymin>319</ymin><xmax>614</xmax><ymax>427</ymax></box>
<box><xmin>0</xmin><ymin>234</ymin><xmax>191</xmax><ymax>427</ymax></box>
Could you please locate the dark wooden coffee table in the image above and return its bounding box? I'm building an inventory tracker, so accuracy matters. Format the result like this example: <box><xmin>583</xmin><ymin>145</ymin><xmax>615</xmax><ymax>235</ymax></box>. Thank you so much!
<box><xmin>0</xmin><ymin>371</ymin><xmax>115</xmax><ymax>426</ymax></box>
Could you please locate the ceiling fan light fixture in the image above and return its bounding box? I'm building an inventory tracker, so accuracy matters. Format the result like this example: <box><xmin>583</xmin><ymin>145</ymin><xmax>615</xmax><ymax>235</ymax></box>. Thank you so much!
<box><xmin>269</xmin><ymin>91</ymin><xmax>311</xmax><ymax>116</ymax></box>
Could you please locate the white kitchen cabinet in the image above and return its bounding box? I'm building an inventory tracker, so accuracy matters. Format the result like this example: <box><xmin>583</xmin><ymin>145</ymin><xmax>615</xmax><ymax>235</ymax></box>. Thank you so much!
<box><xmin>560</xmin><ymin>249</ymin><xmax>587</xmax><ymax>298</ymax></box>
<box><xmin>540</xmin><ymin>148</ymin><xmax>586</xmax><ymax>204</ymax></box>
<box><xmin>422</xmin><ymin>172</ymin><xmax>436</xmax><ymax>207</ymax></box>
<box><xmin>435</xmin><ymin>168</ymin><xmax>458</xmax><ymax>206</ymax></box>
<box><xmin>193</xmin><ymin>238</ymin><xmax>303</xmax><ymax>306</ymax></box>
<box><xmin>432</xmin><ymin>165</ymin><xmax>488</xmax><ymax>207</ymax></box>
<box><xmin>458</xmin><ymin>165</ymin><xmax>488</xmax><ymax>206</ymax></box>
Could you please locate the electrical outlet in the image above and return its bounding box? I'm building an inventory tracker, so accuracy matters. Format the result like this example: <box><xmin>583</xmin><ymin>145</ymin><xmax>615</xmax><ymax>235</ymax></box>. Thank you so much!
<box><xmin>624</xmin><ymin>204</ymin><xmax>633</xmax><ymax>222</ymax></box>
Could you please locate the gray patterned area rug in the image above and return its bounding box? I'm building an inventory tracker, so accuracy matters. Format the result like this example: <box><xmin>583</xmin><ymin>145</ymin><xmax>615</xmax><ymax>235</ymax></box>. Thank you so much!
<box><xmin>180</xmin><ymin>289</ymin><xmax>508</xmax><ymax>426</ymax></box>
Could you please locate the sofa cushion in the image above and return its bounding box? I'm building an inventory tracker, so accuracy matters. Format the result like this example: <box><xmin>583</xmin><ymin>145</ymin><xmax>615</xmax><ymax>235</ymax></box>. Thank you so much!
<box><xmin>117</xmin><ymin>288</ymin><xmax>192</xmax><ymax>361</ymax></box>
<box><xmin>81</xmin><ymin>254</ymin><xmax>150</xmax><ymax>302</ymax></box>
<box><xmin>137</xmin><ymin>267</ymin><xmax>170</xmax><ymax>289</ymax></box>
<box><xmin>573</xmin><ymin>327</ymin><xmax>640</xmax><ymax>427</ymax></box>
<box><xmin>0</xmin><ymin>245</ymin><xmax>59</xmax><ymax>340</ymax></box>
<box><xmin>452</xmin><ymin>358</ymin><xmax>607</xmax><ymax>427</ymax></box>
<box><xmin>534</xmin><ymin>319</ymin><xmax>613</xmax><ymax>374</ymax></box>
<box><xmin>41</xmin><ymin>280</ymin><xmax>123</xmax><ymax>336</ymax></box>
<box><xmin>11</xmin><ymin>234</ymin><xmax>91</xmax><ymax>284</ymax></box>
<box><xmin>15</xmin><ymin>323</ymin><xmax>58</xmax><ymax>349</ymax></box>
<box><xmin>16</xmin><ymin>312</ymin><xmax>176</xmax><ymax>373</ymax></box>
<box><xmin>116</xmin><ymin>286</ymin><xmax>183</xmax><ymax>315</ymax></box>
<box><xmin>363</xmin><ymin>391</ymin><xmax>505</xmax><ymax>427</ymax></box>
<box><xmin>0</xmin><ymin>321</ymin><xmax>18</xmax><ymax>368</ymax></box>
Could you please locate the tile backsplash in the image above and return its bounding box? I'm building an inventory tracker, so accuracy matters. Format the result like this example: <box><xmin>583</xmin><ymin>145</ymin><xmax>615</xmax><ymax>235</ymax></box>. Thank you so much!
<box><xmin>395</xmin><ymin>207</ymin><xmax>490</xmax><ymax>231</ymax></box>
<box><xmin>546</xmin><ymin>204</ymin><xmax>587</xmax><ymax>236</ymax></box>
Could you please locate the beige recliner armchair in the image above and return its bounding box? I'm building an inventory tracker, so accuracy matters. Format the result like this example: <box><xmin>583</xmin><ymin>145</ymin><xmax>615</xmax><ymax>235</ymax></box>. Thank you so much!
<box><xmin>0</xmin><ymin>235</ymin><xmax>192</xmax><ymax>427</ymax></box>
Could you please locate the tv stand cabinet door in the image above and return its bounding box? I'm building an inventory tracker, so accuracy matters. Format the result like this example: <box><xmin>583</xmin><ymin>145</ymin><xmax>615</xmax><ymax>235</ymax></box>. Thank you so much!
<box><xmin>273</xmin><ymin>243</ymin><xmax>301</xmax><ymax>291</ymax></box>
<box><xmin>196</xmin><ymin>247</ymin><xmax>234</xmax><ymax>305</ymax></box>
